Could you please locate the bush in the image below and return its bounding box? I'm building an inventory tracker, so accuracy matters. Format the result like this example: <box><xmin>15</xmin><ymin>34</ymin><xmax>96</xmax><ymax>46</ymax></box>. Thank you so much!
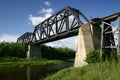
<box><xmin>107</xmin><ymin>49</ymin><xmax>118</xmax><ymax>62</ymax></box>
<box><xmin>86</xmin><ymin>49</ymin><xmax>118</xmax><ymax>64</ymax></box>
<box><xmin>85</xmin><ymin>50</ymin><xmax>100</xmax><ymax>64</ymax></box>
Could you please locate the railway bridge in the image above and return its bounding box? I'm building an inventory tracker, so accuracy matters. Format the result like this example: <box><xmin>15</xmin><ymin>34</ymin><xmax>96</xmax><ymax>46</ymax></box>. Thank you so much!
<box><xmin>17</xmin><ymin>6</ymin><xmax>120</xmax><ymax>67</ymax></box>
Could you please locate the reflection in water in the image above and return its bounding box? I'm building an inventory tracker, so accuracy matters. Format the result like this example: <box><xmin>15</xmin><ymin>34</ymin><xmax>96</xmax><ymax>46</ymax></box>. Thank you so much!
<box><xmin>0</xmin><ymin>63</ymin><xmax>73</xmax><ymax>80</ymax></box>
<box><xmin>27</xmin><ymin>66</ymin><xmax>30</xmax><ymax>80</ymax></box>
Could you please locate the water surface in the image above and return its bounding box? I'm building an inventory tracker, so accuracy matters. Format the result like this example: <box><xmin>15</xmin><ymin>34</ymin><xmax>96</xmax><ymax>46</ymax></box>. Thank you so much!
<box><xmin>0</xmin><ymin>63</ymin><xmax>73</xmax><ymax>80</ymax></box>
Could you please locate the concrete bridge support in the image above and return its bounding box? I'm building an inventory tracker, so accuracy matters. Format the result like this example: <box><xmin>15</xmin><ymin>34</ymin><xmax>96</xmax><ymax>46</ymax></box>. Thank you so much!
<box><xmin>74</xmin><ymin>23</ymin><xmax>101</xmax><ymax>67</ymax></box>
<box><xmin>27</xmin><ymin>44</ymin><xmax>42</xmax><ymax>59</ymax></box>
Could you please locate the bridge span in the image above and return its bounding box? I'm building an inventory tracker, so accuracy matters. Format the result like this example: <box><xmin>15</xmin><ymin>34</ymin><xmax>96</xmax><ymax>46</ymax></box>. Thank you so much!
<box><xmin>17</xmin><ymin>6</ymin><xmax>89</xmax><ymax>44</ymax></box>
<box><xmin>17</xmin><ymin>6</ymin><xmax>120</xmax><ymax>67</ymax></box>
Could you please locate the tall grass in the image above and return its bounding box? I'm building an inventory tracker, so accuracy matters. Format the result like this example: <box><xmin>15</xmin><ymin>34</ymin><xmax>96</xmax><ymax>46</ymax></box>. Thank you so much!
<box><xmin>44</xmin><ymin>61</ymin><xmax>120</xmax><ymax>80</ymax></box>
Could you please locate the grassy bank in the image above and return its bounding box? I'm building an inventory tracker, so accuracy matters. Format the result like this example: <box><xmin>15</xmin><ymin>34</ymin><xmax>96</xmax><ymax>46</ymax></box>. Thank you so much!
<box><xmin>44</xmin><ymin>61</ymin><xmax>120</xmax><ymax>80</ymax></box>
<box><xmin>0</xmin><ymin>57</ymin><xmax>71</xmax><ymax>67</ymax></box>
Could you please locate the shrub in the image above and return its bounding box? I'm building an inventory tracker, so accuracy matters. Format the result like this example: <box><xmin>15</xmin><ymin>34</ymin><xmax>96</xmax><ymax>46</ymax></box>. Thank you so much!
<box><xmin>86</xmin><ymin>49</ymin><xmax>118</xmax><ymax>64</ymax></box>
<box><xmin>85</xmin><ymin>50</ymin><xmax>100</xmax><ymax>64</ymax></box>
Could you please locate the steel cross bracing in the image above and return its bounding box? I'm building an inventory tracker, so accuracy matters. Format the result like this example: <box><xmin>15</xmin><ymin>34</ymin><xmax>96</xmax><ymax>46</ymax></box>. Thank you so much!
<box><xmin>17</xmin><ymin>6</ymin><xmax>89</xmax><ymax>44</ymax></box>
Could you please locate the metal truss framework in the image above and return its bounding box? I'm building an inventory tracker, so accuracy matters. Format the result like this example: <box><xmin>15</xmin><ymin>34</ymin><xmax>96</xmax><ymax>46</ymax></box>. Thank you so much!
<box><xmin>98</xmin><ymin>12</ymin><xmax>120</xmax><ymax>59</ymax></box>
<box><xmin>17</xmin><ymin>32</ymin><xmax>33</xmax><ymax>43</ymax></box>
<box><xmin>17</xmin><ymin>6</ymin><xmax>89</xmax><ymax>44</ymax></box>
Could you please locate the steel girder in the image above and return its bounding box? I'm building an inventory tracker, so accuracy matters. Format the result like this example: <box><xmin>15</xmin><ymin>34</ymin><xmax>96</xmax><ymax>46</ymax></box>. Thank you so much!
<box><xmin>17</xmin><ymin>6</ymin><xmax>89</xmax><ymax>44</ymax></box>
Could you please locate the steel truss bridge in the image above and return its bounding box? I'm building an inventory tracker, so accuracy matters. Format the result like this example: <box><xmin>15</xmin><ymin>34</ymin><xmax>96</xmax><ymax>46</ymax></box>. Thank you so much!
<box><xmin>17</xmin><ymin>6</ymin><xmax>89</xmax><ymax>44</ymax></box>
<box><xmin>17</xmin><ymin>6</ymin><xmax>120</xmax><ymax>58</ymax></box>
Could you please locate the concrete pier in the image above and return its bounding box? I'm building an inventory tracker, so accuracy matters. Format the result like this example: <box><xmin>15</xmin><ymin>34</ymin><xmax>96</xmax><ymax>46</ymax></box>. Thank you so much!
<box><xmin>27</xmin><ymin>44</ymin><xmax>42</xmax><ymax>59</ymax></box>
<box><xmin>74</xmin><ymin>23</ymin><xmax>101</xmax><ymax>67</ymax></box>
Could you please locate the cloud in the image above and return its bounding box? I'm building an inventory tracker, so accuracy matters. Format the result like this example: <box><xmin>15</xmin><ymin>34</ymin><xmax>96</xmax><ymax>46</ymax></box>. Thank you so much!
<box><xmin>0</xmin><ymin>34</ymin><xmax>19</xmax><ymax>42</ymax></box>
<box><xmin>29</xmin><ymin>8</ymin><xmax>53</xmax><ymax>26</ymax></box>
<box><xmin>45</xmin><ymin>36</ymin><xmax>78</xmax><ymax>50</ymax></box>
<box><xmin>44</xmin><ymin>1</ymin><xmax>51</xmax><ymax>7</ymax></box>
<box><xmin>39</xmin><ymin>8</ymin><xmax>53</xmax><ymax>14</ymax></box>
<box><xmin>29</xmin><ymin>14</ymin><xmax>46</xmax><ymax>26</ymax></box>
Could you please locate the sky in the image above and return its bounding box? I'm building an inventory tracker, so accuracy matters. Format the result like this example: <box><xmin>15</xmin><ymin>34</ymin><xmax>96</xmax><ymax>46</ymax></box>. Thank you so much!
<box><xmin>0</xmin><ymin>0</ymin><xmax>120</xmax><ymax>50</ymax></box>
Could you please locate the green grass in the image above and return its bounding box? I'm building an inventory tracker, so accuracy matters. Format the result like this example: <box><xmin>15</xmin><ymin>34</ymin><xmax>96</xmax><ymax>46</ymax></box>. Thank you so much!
<box><xmin>44</xmin><ymin>61</ymin><xmax>120</xmax><ymax>80</ymax></box>
<box><xmin>0</xmin><ymin>57</ymin><xmax>68</xmax><ymax>67</ymax></box>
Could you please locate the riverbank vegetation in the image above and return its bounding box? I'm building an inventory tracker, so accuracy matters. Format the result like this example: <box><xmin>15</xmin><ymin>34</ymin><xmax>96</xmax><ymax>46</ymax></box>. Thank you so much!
<box><xmin>44</xmin><ymin>49</ymin><xmax>119</xmax><ymax>80</ymax></box>
<box><xmin>0</xmin><ymin>42</ymin><xmax>27</xmax><ymax>58</ymax></box>
<box><xmin>0</xmin><ymin>58</ymin><xmax>67</xmax><ymax>67</ymax></box>
<box><xmin>41</xmin><ymin>45</ymin><xmax>75</xmax><ymax>60</ymax></box>
<box><xmin>45</xmin><ymin>61</ymin><xmax>120</xmax><ymax>80</ymax></box>
<box><xmin>0</xmin><ymin>42</ymin><xmax>75</xmax><ymax>60</ymax></box>
<box><xmin>0</xmin><ymin>42</ymin><xmax>75</xmax><ymax>67</ymax></box>
<box><xmin>86</xmin><ymin>49</ymin><xmax>118</xmax><ymax>64</ymax></box>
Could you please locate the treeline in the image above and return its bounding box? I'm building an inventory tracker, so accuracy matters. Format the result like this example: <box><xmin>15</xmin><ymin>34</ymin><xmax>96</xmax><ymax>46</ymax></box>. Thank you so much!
<box><xmin>0</xmin><ymin>42</ymin><xmax>27</xmax><ymax>58</ymax></box>
<box><xmin>0</xmin><ymin>42</ymin><xmax>75</xmax><ymax>59</ymax></box>
<box><xmin>41</xmin><ymin>45</ymin><xmax>75</xmax><ymax>60</ymax></box>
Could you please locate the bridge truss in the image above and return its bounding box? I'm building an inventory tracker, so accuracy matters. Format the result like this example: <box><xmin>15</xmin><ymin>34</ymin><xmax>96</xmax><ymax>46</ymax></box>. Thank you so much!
<box><xmin>17</xmin><ymin>6</ymin><xmax>89</xmax><ymax>44</ymax></box>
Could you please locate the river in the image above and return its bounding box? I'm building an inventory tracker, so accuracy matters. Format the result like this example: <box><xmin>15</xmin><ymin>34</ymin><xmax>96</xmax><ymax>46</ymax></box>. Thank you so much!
<box><xmin>0</xmin><ymin>63</ymin><xmax>73</xmax><ymax>80</ymax></box>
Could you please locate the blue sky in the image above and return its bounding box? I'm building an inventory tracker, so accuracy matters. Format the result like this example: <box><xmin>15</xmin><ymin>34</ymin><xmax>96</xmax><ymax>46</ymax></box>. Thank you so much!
<box><xmin>0</xmin><ymin>0</ymin><xmax>120</xmax><ymax>49</ymax></box>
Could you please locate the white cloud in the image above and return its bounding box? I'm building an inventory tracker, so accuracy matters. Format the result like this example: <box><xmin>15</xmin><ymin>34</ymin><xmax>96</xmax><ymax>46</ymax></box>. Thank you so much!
<box><xmin>45</xmin><ymin>36</ymin><xmax>78</xmax><ymax>50</ymax></box>
<box><xmin>39</xmin><ymin>8</ymin><xmax>53</xmax><ymax>14</ymax></box>
<box><xmin>29</xmin><ymin>8</ymin><xmax>53</xmax><ymax>26</ymax></box>
<box><xmin>29</xmin><ymin>14</ymin><xmax>46</xmax><ymax>26</ymax></box>
<box><xmin>0</xmin><ymin>34</ymin><xmax>19</xmax><ymax>42</ymax></box>
<box><xmin>44</xmin><ymin>1</ymin><xmax>51</xmax><ymax>7</ymax></box>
